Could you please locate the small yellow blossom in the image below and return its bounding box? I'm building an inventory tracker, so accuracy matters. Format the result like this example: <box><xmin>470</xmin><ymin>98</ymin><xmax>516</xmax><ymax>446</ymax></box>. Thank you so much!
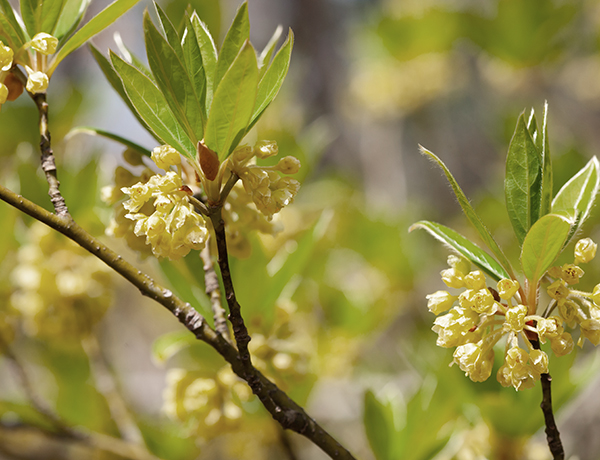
<box><xmin>432</xmin><ymin>306</ymin><xmax>480</xmax><ymax>348</ymax></box>
<box><xmin>547</xmin><ymin>279</ymin><xmax>569</xmax><ymax>301</ymax></box>
<box><xmin>0</xmin><ymin>83</ymin><xmax>7</xmax><ymax>104</ymax></box>
<box><xmin>441</xmin><ymin>267</ymin><xmax>465</xmax><ymax>289</ymax></box>
<box><xmin>464</xmin><ymin>270</ymin><xmax>486</xmax><ymax>290</ymax></box>
<box><xmin>575</xmin><ymin>238</ymin><xmax>597</xmax><ymax>264</ymax></box>
<box><xmin>550</xmin><ymin>332</ymin><xmax>574</xmax><ymax>356</ymax></box>
<box><xmin>579</xmin><ymin>319</ymin><xmax>600</xmax><ymax>346</ymax></box>
<box><xmin>504</xmin><ymin>305</ymin><xmax>528</xmax><ymax>333</ymax></box>
<box><xmin>151</xmin><ymin>144</ymin><xmax>181</xmax><ymax>170</ymax></box>
<box><xmin>31</xmin><ymin>33</ymin><xmax>58</xmax><ymax>55</ymax></box>
<box><xmin>0</xmin><ymin>41</ymin><xmax>13</xmax><ymax>71</ymax></box>
<box><xmin>453</xmin><ymin>342</ymin><xmax>494</xmax><ymax>382</ymax></box>
<box><xmin>25</xmin><ymin>66</ymin><xmax>49</xmax><ymax>93</ymax></box>
<box><xmin>497</xmin><ymin>278</ymin><xmax>519</xmax><ymax>300</ymax></box>
<box><xmin>426</xmin><ymin>290</ymin><xmax>456</xmax><ymax>315</ymax></box>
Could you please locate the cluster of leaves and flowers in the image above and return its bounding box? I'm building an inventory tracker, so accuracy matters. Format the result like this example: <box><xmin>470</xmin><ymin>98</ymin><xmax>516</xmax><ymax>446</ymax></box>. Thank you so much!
<box><xmin>0</xmin><ymin>0</ymin><xmax>142</xmax><ymax>109</ymax></box>
<box><xmin>412</xmin><ymin>104</ymin><xmax>600</xmax><ymax>391</ymax></box>
<box><xmin>89</xmin><ymin>2</ymin><xmax>299</xmax><ymax>261</ymax></box>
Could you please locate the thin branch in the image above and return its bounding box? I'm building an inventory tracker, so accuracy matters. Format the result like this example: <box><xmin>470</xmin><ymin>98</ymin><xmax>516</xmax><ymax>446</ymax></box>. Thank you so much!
<box><xmin>200</xmin><ymin>242</ymin><xmax>231</xmax><ymax>343</ymax></box>
<box><xmin>532</xmin><ymin>339</ymin><xmax>564</xmax><ymax>459</ymax></box>
<box><xmin>0</xmin><ymin>185</ymin><xmax>357</xmax><ymax>460</ymax></box>
<box><xmin>82</xmin><ymin>335</ymin><xmax>145</xmax><ymax>444</ymax></box>
<box><xmin>28</xmin><ymin>90</ymin><xmax>69</xmax><ymax>217</ymax></box>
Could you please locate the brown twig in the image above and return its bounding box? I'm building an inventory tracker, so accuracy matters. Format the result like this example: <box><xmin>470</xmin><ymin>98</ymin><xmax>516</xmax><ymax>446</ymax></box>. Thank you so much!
<box><xmin>0</xmin><ymin>185</ymin><xmax>358</xmax><ymax>460</ymax></box>
<box><xmin>200</xmin><ymin>242</ymin><xmax>231</xmax><ymax>342</ymax></box>
<box><xmin>532</xmin><ymin>340</ymin><xmax>564</xmax><ymax>459</ymax></box>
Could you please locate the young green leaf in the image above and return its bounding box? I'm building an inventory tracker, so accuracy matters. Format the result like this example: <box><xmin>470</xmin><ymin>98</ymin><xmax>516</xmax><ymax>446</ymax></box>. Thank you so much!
<box><xmin>181</xmin><ymin>18</ymin><xmax>206</xmax><ymax>125</ymax></box>
<box><xmin>540</xmin><ymin>102</ymin><xmax>552</xmax><ymax>216</ymax></box>
<box><xmin>113</xmin><ymin>31</ymin><xmax>153</xmax><ymax>79</ymax></box>
<box><xmin>258</xmin><ymin>25</ymin><xmax>283</xmax><ymax>78</ymax></box>
<box><xmin>213</xmin><ymin>2</ymin><xmax>250</xmax><ymax>91</ymax></box>
<box><xmin>0</xmin><ymin>0</ymin><xmax>28</xmax><ymax>49</ymax></box>
<box><xmin>364</xmin><ymin>391</ymin><xmax>393</xmax><ymax>460</ymax></box>
<box><xmin>419</xmin><ymin>146</ymin><xmax>514</xmax><ymax>277</ymax></box>
<box><xmin>409</xmin><ymin>221</ymin><xmax>510</xmax><ymax>281</ymax></box>
<box><xmin>48</xmin><ymin>0</ymin><xmax>142</xmax><ymax>75</ymax></box>
<box><xmin>89</xmin><ymin>44</ymin><xmax>157</xmax><ymax>141</ymax></box>
<box><xmin>154</xmin><ymin>3</ymin><xmax>185</xmax><ymax>64</ymax></box>
<box><xmin>521</xmin><ymin>214</ymin><xmax>571</xmax><ymax>283</ymax></box>
<box><xmin>54</xmin><ymin>0</ymin><xmax>90</xmax><ymax>44</ymax></box>
<box><xmin>552</xmin><ymin>156</ymin><xmax>600</xmax><ymax>224</ymax></box>
<box><xmin>204</xmin><ymin>40</ymin><xmax>258</xmax><ymax>160</ymax></box>
<box><xmin>190</xmin><ymin>12</ymin><xmax>217</xmax><ymax>114</ymax></box>
<box><xmin>144</xmin><ymin>11</ymin><xmax>204</xmax><ymax>143</ymax></box>
<box><xmin>111</xmin><ymin>52</ymin><xmax>196</xmax><ymax>159</ymax></box>
<box><xmin>248</xmin><ymin>28</ymin><xmax>294</xmax><ymax>131</ymax></box>
<box><xmin>505</xmin><ymin>112</ymin><xmax>543</xmax><ymax>245</ymax></box>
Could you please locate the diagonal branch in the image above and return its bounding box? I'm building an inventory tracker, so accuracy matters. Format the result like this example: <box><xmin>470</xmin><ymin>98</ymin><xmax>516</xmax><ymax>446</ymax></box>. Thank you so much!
<box><xmin>200</xmin><ymin>242</ymin><xmax>231</xmax><ymax>343</ymax></box>
<box><xmin>0</xmin><ymin>185</ymin><xmax>357</xmax><ymax>460</ymax></box>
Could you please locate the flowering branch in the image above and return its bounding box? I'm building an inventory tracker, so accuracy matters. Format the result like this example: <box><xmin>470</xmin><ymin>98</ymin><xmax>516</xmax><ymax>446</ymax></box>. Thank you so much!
<box><xmin>0</xmin><ymin>184</ymin><xmax>357</xmax><ymax>460</ymax></box>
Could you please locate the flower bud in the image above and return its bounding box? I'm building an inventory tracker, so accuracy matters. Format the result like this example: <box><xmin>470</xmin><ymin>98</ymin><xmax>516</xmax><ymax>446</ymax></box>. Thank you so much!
<box><xmin>575</xmin><ymin>238</ymin><xmax>597</xmax><ymax>264</ymax></box>
<box><xmin>31</xmin><ymin>33</ymin><xmax>58</xmax><ymax>55</ymax></box>
<box><xmin>592</xmin><ymin>284</ymin><xmax>600</xmax><ymax>306</ymax></box>
<box><xmin>197</xmin><ymin>141</ymin><xmax>219</xmax><ymax>181</ymax></box>
<box><xmin>441</xmin><ymin>267</ymin><xmax>464</xmax><ymax>289</ymax></box>
<box><xmin>254</xmin><ymin>140</ymin><xmax>278</xmax><ymax>159</ymax></box>
<box><xmin>152</xmin><ymin>145</ymin><xmax>181</xmax><ymax>170</ymax></box>
<box><xmin>497</xmin><ymin>278</ymin><xmax>519</xmax><ymax>300</ymax></box>
<box><xmin>276</xmin><ymin>156</ymin><xmax>301</xmax><ymax>174</ymax></box>
<box><xmin>426</xmin><ymin>290</ymin><xmax>456</xmax><ymax>315</ymax></box>
<box><xmin>0</xmin><ymin>41</ymin><xmax>13</xmax><ymax>71</ymax></box>
<box><xmin>504</xmin><ymin>305</ymin><xmax>527</xmax><ymax>332</ymax></box>
<box><xmin>464</xmin><ymin>270</ymin><xmax>486</xmax><ymax>290</ymax></box>
<box><xmin>447</xmin><ymin>255</ymin><xmax>470</xmax><ymax>275</ymax></box>
<box><xmin>25</xmin><ymin>67</ymin><xmax>49</xmax><ymax>94</ymax></box>
<box><xmin>529</xmin><ymin>349</ymin><xmax>548</xmax><ymax>374</ymax></box>
<box><xmin>550</xmin><ymin>332</ymin><xmax>574</xmax><ymax>356</ymax></box>
<box><xmin>0</xmin><ymin>83</ymin><xmax>7</xmax><ymax>105</ymax></box>
<box><xmin>580</xmin><ymin>319</ymin><xmax>600</xmax><ymax>346</ymax></box>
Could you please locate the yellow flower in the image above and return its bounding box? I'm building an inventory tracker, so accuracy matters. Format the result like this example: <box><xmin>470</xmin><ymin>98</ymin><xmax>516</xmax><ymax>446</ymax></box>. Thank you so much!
<box><xmin>31</xmin><ymin>33</ymin><xmax>59</xmax><ymax>55</ymax></box>
<box><xmin>0</xmin><ymin>83</ymin><xmax>7</xmax><ymax>105</ymax></box>
<box><xmin>575</xmin><ymin>238</ymin><xmax>597</xmax><ymax>264</ymax></box>
<box><xmin>453</xmin><ymin>341</ymin><xmax>494</xmax><ymax>382</ymax></box>
<box><xmin>25</xmin><ymin>66</ymin><xmax>49</xmax><ymax>93</ymax></box>
<box><xmin>0</xmin><ymin>41</ymin><xmax>13</xmax><ymax>71</ymax></box>
<box><xmin>497</xmin><ymin>278</ymin><xmax>519</xmax><ymax>300</ymax></box>
<box><xmin>151</xmin><ymin>145</ymin><xmax>181</xmax><ymax>170</ymax></box>
<box><xmin>426</xmin><ymin>290</ymin><xmax>456</xmax><ymax>315</ymax></box>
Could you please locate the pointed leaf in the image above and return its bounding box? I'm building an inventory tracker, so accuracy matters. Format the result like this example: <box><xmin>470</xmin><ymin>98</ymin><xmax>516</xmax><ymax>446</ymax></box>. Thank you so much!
<box><xmin>419</xmin><ymin>146</ymin><xmax>514</xmax><ymax>277</ymax></box>
<box><xmin>248</xmin><ymin>28</ymin><xmax>294</xmax><ymax>130</ymax></box>
<box><xmin>213</xmin><ymin>2</ymin><xmax>249</xmax><ymax>90</ymax></box>
<box><xmin>113</xmin><ymin>31</ymin><xmax>153</xmax><ymax>79</ymax></box>
<box><xmin>89</xmin><ymin>44</ymin><xmax>157</xmax><ymax>140</ymax></box>
<box><xmin>154</xmin><ymin>2</ymin><xmax>185</xmax><ymax>63</ymax></box>
<box><xmin>258</xmin><ymin>25</ymin><xmax>282</xmax><ymax>79</ymax></box>
<box><xmin>111</xmin><ymin>52</ymin><xmax>195</xmax><ymax>159</ymax></box>
<box><xmin>0</xmin><ymin>0</ymin><xmax>28</xmax><ymax>49</ymax></box>
<box><xmin>181</xmin><ymin>19</ymin><xmax>206</xmax><ymax>126</ymax></box>
<box><xmin>364</xmin><ymin>391</ymin><xmax>393</xmax><ymax>460</ymax></box>
<box><xmin>54</xmin><ymin>0</ymin><xmax>90</xmax><ymax>43</ymax></box>
<box><xmin>505</xmin><ymin>112</ymin><xmax>543</xmax><ymax>245</ymax></box>
<box><xmin>409</xmin><ymin>221</ymin><xmax>510</xmax><ymax>281</ymax></box>
<box><xmin>68</xmin><ymin>126</ymin><xmax>151</xmax><ymax>157</ymax></box>
<box><xmin>521</xmin><ymin>214</ymin><xmax>571</xmax><ymax>282</ymax></box>
<box><xmin>48</xmin><ymin>0</ymin><xmax>142</xmax><ymax>75</ymax></box>
<box><xmin>144</xmin><ymin>11</ymin><xmax>204</xmax><ymax>143</ymax></box>
<box><xmin>540</xmin><ymin>102</ymin><xmax>552</xmax><ymax>216</ymax></box>
<box><xmin>21</xmin><ymin>0</ymin><xmax>66</xmax><ymax>37</ymax></box>
<box><xmin>190</xmin><ymin>12</ymin><xmax>217</xmax><ymax>114</ymax></box>
<box><xmin>205</xmin><ymin>41</ymin><xmax>258</xmax><ymax>159</ymax></box>
<box><xmin>552</xmin><ymin>157</ymin><xmax>600</xmax><ymax>224</ymax></box>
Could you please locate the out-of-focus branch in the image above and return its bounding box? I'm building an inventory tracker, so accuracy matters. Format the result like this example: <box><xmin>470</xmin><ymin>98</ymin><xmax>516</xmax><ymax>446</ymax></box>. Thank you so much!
<box><xmin>0</xmin><ymin>185</ymin><xmax>357</xmax><ymax>460</ymax></box>
<box><xmin>200</xmin><ymin>242</ymin><xmax>231</xmax><ymax>343</ymax></box>
<box><xmin>82</xmin><ymin>335</ymin><xmax>144</xmax><ymax>444</ymax></box>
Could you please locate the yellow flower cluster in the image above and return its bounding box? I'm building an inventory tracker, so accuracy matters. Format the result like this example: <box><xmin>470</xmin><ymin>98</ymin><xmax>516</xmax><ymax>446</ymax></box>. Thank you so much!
<box><xmin>426</xmin><ymin>238</ymin><xmax>600</xmax><ymax>391</ymax></box>
<box><xmin>162</xmin><ymin>366</ymin><xmax>252</xmax><ymax>439</ymax></box>
<box><xmin>122</xmin><ymin>171</ymin><xmax>208</xmax><ymax>260</ymax></box>
<box><xmin>9</xmin><ymin>223</ymin><xmax>112</xmax><ymax>343</ymax></box>
<box><xmin>229</xmin><ymin>141</ymin><xmax>301</xmax><ymax>221</ymax></box>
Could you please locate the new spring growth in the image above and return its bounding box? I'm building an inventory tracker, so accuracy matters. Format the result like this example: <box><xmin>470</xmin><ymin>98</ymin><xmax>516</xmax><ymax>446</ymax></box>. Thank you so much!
<box><xmin>426</xmin><ymin>237</ymin><xmax>600</xmax><ymax>391</ymax></box>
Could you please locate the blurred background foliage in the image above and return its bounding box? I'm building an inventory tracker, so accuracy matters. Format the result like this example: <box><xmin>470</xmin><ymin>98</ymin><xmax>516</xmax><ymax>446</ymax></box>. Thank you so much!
<box><xmin>3</xmin><ymin>0</ymin><xmax>600</xmax><ymax>459</ymax></box>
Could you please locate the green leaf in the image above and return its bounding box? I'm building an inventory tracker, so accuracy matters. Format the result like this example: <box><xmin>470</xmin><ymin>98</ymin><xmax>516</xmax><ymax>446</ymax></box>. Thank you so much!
<box><xmin>213</xmin><ymin>2</ymin><xmax>249</xmax><ymax>91</ymax></box>
<box><xmin>0</xmin><ymin>0</ymin><xmax>29</xmax><ymax>49</ymax></box>
<box><xmin>190</xmin><ymin>12</ymin><xmax>217</xmax><ymax>114</ymax></box>
<box><xmin>409</xmin><ymin>221</ymin><xmax>510</xmax><ymax>281</ymax></box>
<box><xmin>521</xmin><ymin>214</ymin><xmax>571</xmax><ymax>283</ymax></box>
<box><xmin>154</xmin><ymin>3</ymin><xmax>185</xmax><ymax>64</ymax></box>
<box><xmin>540</xmin><ymin>102</ymin><xmax>552</xmax><ymax>216</ymax></box>
<box><xmin>21</xmin><ymin>0</ymin><xmax>67</xmax><ymax>37</ymax></box>
<box><xmin>258</xmin><ymin>25</ymin><xmax>282</xmax><ymax>78</ymax></box>
<box><xmin>364</xmin><ymin>391</ymin><xmax>392</xmax><ymax>460</ymax></box>
<box><xmin>48</xmin><ymin>0</ymin><xmax>142</xmax><ymax>75</ymax></box>
<box><xmin>505</xmin><ymin>112</ymin><xmax>543</xmax><ymax>245</ymax></box>
<box><xmin>552</xmin><ymin>157</ymin><xmax>600</xmax><ymax>226</ymax></box>
<box><xmin>111</xmin><ymin>52</ymin><xmax>196</xmax><ymax>159</ymax></box>
<box><xmin>181</xmin><ymin>18</ymin><xmax>207</xmax><ymax>127</ymax></box>
<box><xmin>54</xmin><ymin>0</ymin><xmax>90</xmax><ymax>43</ymax></box>
<box><xmin>419</xmin><ymin>145</ymin><xmax>514</xmax><ymax>277</ymax></box>
<box><xmin>152</xmin><ymin>331</ymin><xmax>197</xmax><ymax>365</ymax></box>
<box><xmin>248</xmin><ymin>28</ymin><xmax>294</xmax><ymax>131</ymax></box>
<box><xmin>144</xmin><ymin>11</ymin><xmax>204</xmax><ymax>144</ymax></box>
<box><xmin>67</xmin><ymin>126</ymin><xmax>151</xmax><ymax>157</ymax></box>
<box><xmin>205</xmin><ymin>40</ymin><xmax>258</xmax><ymax>159</ymax></box>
